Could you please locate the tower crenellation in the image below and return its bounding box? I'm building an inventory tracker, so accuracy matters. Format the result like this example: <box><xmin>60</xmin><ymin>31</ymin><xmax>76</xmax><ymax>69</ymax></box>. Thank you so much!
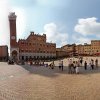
<box><xmin>8</xmin><ymin>12</ymin><xmax>17</xmax><ymax>20</ymax></box>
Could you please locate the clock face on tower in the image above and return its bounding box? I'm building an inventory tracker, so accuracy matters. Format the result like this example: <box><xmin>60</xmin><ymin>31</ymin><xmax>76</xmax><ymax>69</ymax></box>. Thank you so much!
<box><xmin>11</xmin><ymin>36</ymin><xmax>15</xmax><ymax>40</ymax></box>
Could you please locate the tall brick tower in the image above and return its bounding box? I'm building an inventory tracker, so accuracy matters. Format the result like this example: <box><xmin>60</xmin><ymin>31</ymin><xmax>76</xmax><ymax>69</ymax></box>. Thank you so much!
<box><xmin>8</xmin><ymin>12</ymin><xmax>19</xmax><ymax>61</ymax></box>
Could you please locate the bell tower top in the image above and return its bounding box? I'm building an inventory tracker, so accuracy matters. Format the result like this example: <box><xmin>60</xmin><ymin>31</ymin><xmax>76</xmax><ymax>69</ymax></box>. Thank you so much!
<box><xmin>8</xmin><ymin>12</ymin><xmax>17</xmax><ymax>20</ymax></box>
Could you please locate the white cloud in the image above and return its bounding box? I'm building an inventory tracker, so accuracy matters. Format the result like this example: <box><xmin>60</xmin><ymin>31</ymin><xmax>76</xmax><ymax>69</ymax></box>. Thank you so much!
<box><xmin>72</xmin><ymin>34</ymin><xmax>91</xmax><ymax>44</ymax></box>
<box><xmin>0</xmin><ymin>0</ymin><xmax>26</xmax><ymax>54</ymax></box>
<box><xmin>0</xmin><ymin>0</ymin><xmax>10</xmax><ymax>46</ymax></box>
<box><xmin>75</xmin><ymin>17</ymin><xmax>100</xmax><ymax>36</ymax></box>
<box><xmin>42</xmin><ymin>23</ymin><xmax>68</xmax><ymax>47</ymax></box>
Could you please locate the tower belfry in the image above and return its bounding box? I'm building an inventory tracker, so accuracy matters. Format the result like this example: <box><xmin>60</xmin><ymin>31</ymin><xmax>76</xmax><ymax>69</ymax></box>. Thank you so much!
<box><xmin>8</xmin><ymin>12</ymin><xmax>19</xmax><ymax>61</ymax></box>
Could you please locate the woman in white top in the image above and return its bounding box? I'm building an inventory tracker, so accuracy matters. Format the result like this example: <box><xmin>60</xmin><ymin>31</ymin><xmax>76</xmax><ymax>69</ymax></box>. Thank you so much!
<box><xmin>76</xmin><ymin>61</ymin><xmax>79</xmax><ymax>74</ymax></box>
<box><xmin>88</xmin><ymin>61</ymin><xmax>91</xmax><ymax>70</ymax></box>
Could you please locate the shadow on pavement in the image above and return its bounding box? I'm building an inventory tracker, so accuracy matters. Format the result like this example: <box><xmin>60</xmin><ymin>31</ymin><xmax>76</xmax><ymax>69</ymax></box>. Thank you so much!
<box><xmin>19</xmin><ymin>64</ymin><xmax>100</xmax><ymax>77</ymax></box>
<box><xmin>20</xmin><ymin>64</ymin><xmax>60</xmax><ymax>77</ymax></box>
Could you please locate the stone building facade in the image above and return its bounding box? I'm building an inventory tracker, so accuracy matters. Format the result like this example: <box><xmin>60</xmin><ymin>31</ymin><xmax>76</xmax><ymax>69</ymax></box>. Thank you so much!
<box><xmin>18</xmin><ymin>32</ymin><xmax>56</xmax><ymax>60</ymax></box>
<box><xmin>61</xmin><ymin>44</ymin><xmax>78</xmax><ymax>57</ymax></box>
<box><xmin>91</xmin><ymin>40</ymin><xmax>100</xmax><ymax>56</ymax></box>
<box><xmin>56</xmin><ymin>48</ymin><xmax>67</xmax><ymax>58</ymax></box>
<box><xmin>61</xmin><ymin>40</ymin><xmax>100</xmax><ymax>57</ymax></box>
<box><xmin>0</xmin><ymin>45</ymin><xmax>8</xmax><ymax>61</ymax></box>
<box><xmin>8</xmin><ymin>12</ymin><xmax>56</xmax><ymax>61</ymax></box>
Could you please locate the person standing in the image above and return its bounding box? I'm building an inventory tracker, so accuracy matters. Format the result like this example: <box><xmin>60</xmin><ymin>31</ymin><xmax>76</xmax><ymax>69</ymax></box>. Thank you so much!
<box><xmin>50</xmin><ymin>61</ymin><xmax>55</xmax><ymax>69</ymax></box>
<box><xmin>84</xmin><ymin>61</ymin><xmax>87</xmax><ymax>70</ymax></box>
<box><xmin>95</xmin><ymin>59</ymin><xmax>98</xmax><ymax>69</ymax></box>
<box><xmin>59</xmin><ymin>60</ymin><xmax>61</xmax><ymax>70</ymax></box>
<box><xmin>88</xmin><ymin>61</ymin><xmax>91</xmax><ymax>70</ymax></box>
<box><xmin>61</xmin><ymin>60</ymin><xmax>63</xmax><ymax>71</ymax></box>
<box><xmin>73</xmin><ymin>61</ymin><xmax>76</xmax><ymax>73</ymax></box>
<box><xmin>80</xmin><ymin>58</ymin><xmax>83</xmax><ymax>67</ymax></box>
<box><xmin>76</xmin><ymin>61</ymin><xmax>79</xmax><ymax>74</ymax></box>
<box><xmin>91</xmin><ymin>59</ymin><xmax>94</xmax><ymax>70</ymax></box>
<box><xmin>68</xmin><ymin>59</ymin><xmax>72</xmax><ymax>74</ymax></box>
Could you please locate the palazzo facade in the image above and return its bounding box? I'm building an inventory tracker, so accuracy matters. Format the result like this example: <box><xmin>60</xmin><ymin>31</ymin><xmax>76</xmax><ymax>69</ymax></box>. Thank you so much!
<box><xmin>8</xmin><ymin>12</ymin><xmax>56</xmax><ymax>61</ymax></box>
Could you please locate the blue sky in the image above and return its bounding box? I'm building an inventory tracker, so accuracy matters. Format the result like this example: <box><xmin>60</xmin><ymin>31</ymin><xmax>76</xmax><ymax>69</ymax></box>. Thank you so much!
<box><xmin>0</xmin><ymin>0</ymin><xmax>100</xmax><ymax>48</ymax></box>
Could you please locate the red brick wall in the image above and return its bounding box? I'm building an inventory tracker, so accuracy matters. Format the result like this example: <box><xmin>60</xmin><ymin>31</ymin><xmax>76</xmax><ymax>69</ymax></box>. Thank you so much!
<box><xmin>0</xmin><ymin>46</ymin><xmax>8</xmax><ymax>57</ymax></box>
<box><xmin>9</xmin><ymin>20</ymin><xmax>17</xmax><ymax>47</ymax></box>
<box><xmin>18</xmin><ymin>33</ymin><xmax>56</xmax><ymax>54</ymax></box>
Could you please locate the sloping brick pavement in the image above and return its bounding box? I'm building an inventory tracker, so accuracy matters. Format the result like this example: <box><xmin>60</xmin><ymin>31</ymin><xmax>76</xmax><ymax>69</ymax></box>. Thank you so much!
<box><xmin>0</xmin><ymin>62</ymin><xmax>100</xmax><ymax>100</ymax></box>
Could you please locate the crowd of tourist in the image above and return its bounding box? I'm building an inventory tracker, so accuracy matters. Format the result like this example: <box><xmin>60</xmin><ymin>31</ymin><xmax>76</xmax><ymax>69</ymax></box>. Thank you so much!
<box><xmin>48</xmin><ymin>58</ymin><xmax>99</xmax><ymax>74</ymax></box>
<box><xmin>19</xmin><ymin>56</ymin><xmax>99</xmax><ymax>75</ymax></box>
<box><xmin>67</xmin><ymin>58</ymin><xmax>98</xmax><ymax>74</ymax></box>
